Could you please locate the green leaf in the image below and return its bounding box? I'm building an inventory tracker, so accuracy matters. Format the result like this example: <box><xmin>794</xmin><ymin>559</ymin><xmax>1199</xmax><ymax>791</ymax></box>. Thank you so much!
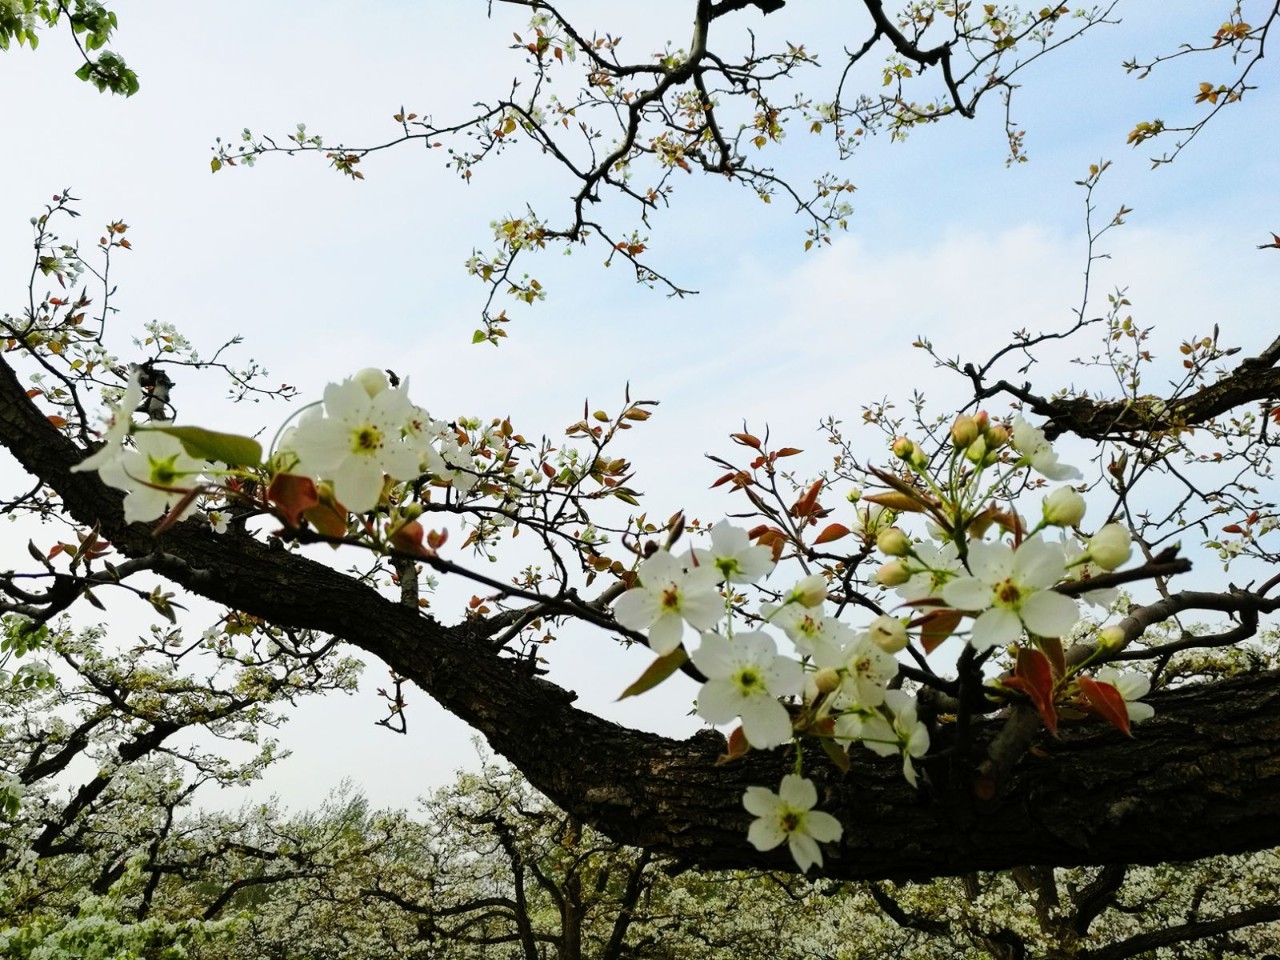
<box><xmin>618</xmin><ymin>647</ymin><xmax>687</xmax><ymax>700</ymax></box>
<box><xmin>147</xmin><ymin>425</ymin><xmax>262</xmax><ymax>467</ymax></box>
<box><xmin>472</xmin><ymin>329</ymin><xmax>488</xmax><ymax>344</ymax></box>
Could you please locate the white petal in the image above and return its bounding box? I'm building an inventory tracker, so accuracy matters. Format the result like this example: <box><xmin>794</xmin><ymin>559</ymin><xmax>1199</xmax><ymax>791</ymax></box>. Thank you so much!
<box><xmin>690</xmin><ymin>632</ymin><xmax>734</xmax><ymax>678</ymax></box>
<box><xmin>966</xmin><ymin>540</ymin><xmax>1013</xmax><ymax>583</ymax></box>
<box><xmin>613</xmin><ymin>589</ymin><xmax>658</xmax><ymax>631</ymax></box>
<box><xmin>748</xmin><ymin>817</ymin><xmax>787</xmax><ymax>852</ymax></box>
<box><xmin>1013</xmin><ymin>537</ymin><xmax>1067</xmax><ymax>589</ymax></box>
<box><xmin>743</xmin><ymin>786</ymin><xmax>780</xmax><ymax>818</ymax></box>
<box><xmin>941</xmin><ymin>576</ymin><xmax>993</xmax><ymax>612</ymax></box>
<box><xmin>969</xmin><ymin>608</ymin><xmax>1022</xmax><ymax>651</ymax></box>
<box><xmin>696</xmin><ymin>679</ymin><xmax>743</xmax><ymax>725</ymax></box>
<box><xmin>740</xmin><ymin>698</ymin><xmax>793</xmax><ymax>749</ymax></box>
<box><xmin>788</xmin><ymin>833</ymin><xmax>822</xmax><ymax>872</ymax></box>
<box><xmin>778</xmin><ymin>774</ymin><xmax>817</xmax><ymax>810</ymax></box>
<box><xmin>1020</xmin><ymin>590</ymin><xmax>1080</xmax><ymax>638</ymax></box>
<box><xmin>805</xmin><ymin>810</ymin><xmax>843</xmax><ymax>844</ymax></box>
<box><xmin>680</xmin><ymin>588</ymin><xmax>726</xmax><ymax>631</ymax></box>
<box><xmin>646</xmin><ymin>613</ymin><xmax>684</xmax><ymax>655</ymax></box>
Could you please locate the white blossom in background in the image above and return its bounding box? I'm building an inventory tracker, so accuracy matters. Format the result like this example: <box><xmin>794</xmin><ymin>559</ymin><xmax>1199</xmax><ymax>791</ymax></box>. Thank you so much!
<box><xmin>832</xmin><ymin>635</ymin><xmax>898</xmax><ymax>710</ymax></box>
<box><xmin>1010</xmin><ymin>415</ymin><xmax>1082</xmax><ymax>481</ymax></box>
<box><xmin>690</xmin><ymin>523</ymin><xmax>775</xmax><ymax>583</ymax></box>
<box><xmin>893</xmin><ymin>540</ymin><xmax>962</xmax><ymax>603</ymax></box>
<box><xmin>743</xmin><ymin>774</ymin><xmax>843</xmax><ymax>872</ymax></box>
<box><xmin>1096</xmin><ymin>666</ymin><xmax>1156</xmax><ymax>722</ymax></box>
<box><xmin>691</xmin><ymin>631</ymin><xmax>802</xmax><ymax>748</ymax></box>
<box><xmin>941</xmin><ymin>536</ymin><xmax>1080</xmax><ymax>651</ymax></box>
<box><xmin>763</xmin><ymin>601</ymin><xmax>854</xmax><ymax>665</ymax></box>
<box><xmin>612</xmin><ymin>550</ymin><xmax>722</xmax><ymax>654</ymax></box>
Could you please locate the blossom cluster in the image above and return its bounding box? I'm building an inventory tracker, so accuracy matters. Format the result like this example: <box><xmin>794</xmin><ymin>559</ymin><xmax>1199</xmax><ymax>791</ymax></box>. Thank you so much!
<box><xmin>610</xmin><ymin>412</ymin><xmax>1155</xmax><ymax>873</ymax></box>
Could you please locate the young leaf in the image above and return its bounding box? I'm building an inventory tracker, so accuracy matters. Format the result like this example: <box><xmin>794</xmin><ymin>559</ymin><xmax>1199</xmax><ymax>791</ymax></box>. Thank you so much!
<box><xmin>1078</xmin><ymin>676</ymin><xmax>1132</xmax><ymax>737</ymax></box>
<box><xmin>147</xmin><ymin>425</ymin><xmax>262</xmax><ymax>468</ymax></box>
<box><xmin>618</xmin><ymin>647</ymin><xmax>688</xmax><ymax>700</ymax></box>
<box><xmin>1002</xmin><ymin>647</ymin><xmax>1058</xmax><ymax>735</ymax></box>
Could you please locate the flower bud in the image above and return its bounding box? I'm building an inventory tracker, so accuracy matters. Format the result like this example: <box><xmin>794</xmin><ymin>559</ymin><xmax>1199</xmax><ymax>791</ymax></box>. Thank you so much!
<box><xmin>1042</xmin><ymin>487</ymin><xmax>1086</xmax><ymax>527</ymax></box>
<box><xmin>950</xmin><ymin>415</ymin><xmax>980</xmax><ymax>449</ymax></box>
<box><xmin>985</xmin><ymin>424</ymin><xmax>1010</xmax><ymax>449</ymax></box>
<box><xmin>1096</xmin><ymin>624</ymin><xmax>1126</xmax><ymax>653</ymax></box>
<box><xmin>846</xmin><ymin>486</ymin><xmax>862</xmax><ymax>504</ymax></box>
<box><xmin>788</xmin><ymin>574</ymin><xmax>829</xmax><ymax>608</ymax></box>
<box><xmin>353</xmin><ymin>368</ymin><xmax>390</xmax><ymax>397</ymax></box>
<box><xmin>867</xmin><ymin>615</ymin><xmax>909</xmax><ymax>653</ymax></box>
<box><xmin>973</xmin><ymin>410</ymin><xmax>990</xmax><ymax>431</ymax></box>
<box><xmin>1088</xmin><ymin>523</ymin><xmax>1132</xmax><ymax>571</ymax></box>
<box><xmin>812</xmin><ymin>668</ymin><xmax>841</xmax><ymax>695</ymax></box>
<box><xmin>876</xmin><ymin>526</ymin><xmax>911</xmax><ymax>557</ymax></box>
<box><xmin>964</xmin><ymin>436</ymin><xmax>988</xmax><ymax>465</ymax></box>
<box><xmin>875</xmin><ymin>559</ymin><xmax>911</xmax><ymax>587</ymax></box>
<box><xmin>891</xmin><ymin>436</ymin><xmax>916</xmax><ymax>461</ymax></box>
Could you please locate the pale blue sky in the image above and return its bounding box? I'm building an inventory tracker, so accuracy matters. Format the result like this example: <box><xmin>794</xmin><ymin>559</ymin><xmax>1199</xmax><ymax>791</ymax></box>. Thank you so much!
<box><xmin>2</xmin><ymin>2</ymin><xmax>1278</xmax><ymax>811</ymax></box>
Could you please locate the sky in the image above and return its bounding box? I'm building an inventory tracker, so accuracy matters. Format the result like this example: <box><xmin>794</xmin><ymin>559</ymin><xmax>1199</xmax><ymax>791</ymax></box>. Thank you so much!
<box><xmin>2</xmin><ymin>1</ymin><xmax>1279</xmax><ymax>813</ymax></box>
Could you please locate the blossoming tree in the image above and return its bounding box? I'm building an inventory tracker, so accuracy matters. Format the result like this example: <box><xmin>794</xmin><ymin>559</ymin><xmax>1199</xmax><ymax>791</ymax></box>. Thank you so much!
<box><xmin>2</xmin><ymin>0</ymin><xmax>1279</xmax><ymax>895</ymax></box>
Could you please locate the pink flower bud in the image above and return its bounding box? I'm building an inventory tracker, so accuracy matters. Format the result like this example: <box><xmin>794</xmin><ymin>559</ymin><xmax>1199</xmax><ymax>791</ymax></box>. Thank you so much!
<box><xmin>951</xmin><ymin>415</ymin><xmax>980</xmax><ymax>448</ymax></box>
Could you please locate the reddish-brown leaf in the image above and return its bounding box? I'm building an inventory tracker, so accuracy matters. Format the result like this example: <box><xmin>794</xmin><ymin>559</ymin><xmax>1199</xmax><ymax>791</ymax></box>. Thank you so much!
<box><xmin>813</xmin><ymin>522</ymin><xmax>850</xmax><ymax>545</ymax></box>
<box><xmin>1003</xmin><ymin>647</ymin><xmax>1058</xmax><ymax>735</ymax></box>
<box><xmin>1078</xmin><ymin>676</ymin><xmax>1132</xmax><ymax>737</ymax></box>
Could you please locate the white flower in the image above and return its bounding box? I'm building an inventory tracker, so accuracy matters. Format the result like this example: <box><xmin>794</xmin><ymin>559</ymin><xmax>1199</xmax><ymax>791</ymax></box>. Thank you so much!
<box><xmin>99</xmin><ymin>431</ymin><xmax>204</xmax><ymax>523</ymax></box>
<box><xmin>691</xmin><ymin>631</ymin><xmax>802</xmax><ymax>749</ymax></box>
<box><xmin>1088</xmin><ymin>523</ymin><xmax>1132</xmax><ymax>571</ymax></box>
<box><xmin>206</xmin><ymin>509</ymin><xmax>228</xmax><ymax>534</ymax></box>
<box><xmin>1042</xmin><ymin>487</ymin><xmax>1086</xmax><ymax>527</ymax></box>
<box><xmin>842</xmin><ymin>690</ymin><xmax>930</xmax><ymax>786</ymax></box>
<box><xmin>742</xmin><ymin>775</ymin><xmax>843</xmax><ymax>873</ymax></box>
<box><xmin>1011</xmin><ymin>415</ymin><xmax>1082</xmax><ymax>481</ymax></box>
<box><xmin>832</xmin><ymin>635</ymin><xmax>898</xmax><ymax>709</ymax></box>
<box><xmin>690</xmin><ymin>523</ymin><xmax>775</xmax><ymax>584</ymax></box>
<box><xmin>72</xmin><ymin>371</ymin><xmax>143</xmax><ymax>474</ymax></box>
<box><xmin>613</xmin><ymin>550</ymin><xmax>723</xmax><ymax>654</ymax></box>
<box><xmin>1096</xmin><ymin>666</ymin><xmax>1155</xmax><ymax>722</ymax></box>
<box><xmin>894</xmin><ymin>540</ymin><xmax>962</xmax><ymax>603</ymax></box>
<box><xmin>941</xmin><ymin>537</ymin><xmax>1079</xmax><ymax>651</ymax></box>
<box><xmin>285</xmin><ymin>375</ymin><xmax>421</xmax><ymax>513</ymax></box>
<box><xmin>763</xmin><ymin>603</ymin><xmax>854</xmax><ymax>665</ymax></box>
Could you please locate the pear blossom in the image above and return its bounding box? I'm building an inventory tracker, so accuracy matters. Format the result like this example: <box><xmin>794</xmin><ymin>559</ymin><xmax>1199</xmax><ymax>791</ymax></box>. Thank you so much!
<box><xmin>894</xmin><ymin>540</ymin><xmax>962</xmax><ymax>603</ymax></box>
<box><xmin>1010</xmin><ymin>415</ymin><xmax>1082</xmax><ymax>481</ymax></box>
<box><xmin>99</xmin><ymin>431</ymin><xmax>205</xmax><ymax>523</ymax></box>
<box><xmin>763</xmin><ymin>602</ymin><xmax>854</xmax><ymax>665</ymax></box>
<box><xmin>831</xmin><ymin>634</ymin><xmax>898</xmax><ymax>709</ymax></box>
<box><xmin>742</xmin><ymin>774</ymin><xmax>843</xmax><ymax>872</ymax></box>
<box><xmin>1088</xmin><ymin>523</ymin><xmax>1132</xmax><ymax>571</ymax></box>
<box><xmin>284</xmin><ymin>375</ymin><xmax>421</xmax><ymax>513</ymax></box>
<box><xmin>841</xmin><ymin>690</ymin><xmax>930</xmax><ymax>786</ymax></box>
<box><xmin>71</xmin><ymin>371</ymin><xmax>143</xmax><ymax>474</ymax></box>
<box><xmin>612</xmin><ymin>550</ymin><xmax>722</xmax><ymax>654</ymax></box>
<box><xmin>691</xmin><ymin>631</ymin><xmax>802</xmax><ymax>749</ymax></box>
<box><xmin>690</xmin><ymin>523</ymin><xmax>775</xmax><ymax>584</ymax></box>
<box><xmin>1096</xmin><ymin>666</ymin><xmax>1155</xmax><ymax>722</ymax></box>
<box><xmin>941</xmin><ymin>537</ymin><xmax>1079</xmax><ymax>651</ymax></box>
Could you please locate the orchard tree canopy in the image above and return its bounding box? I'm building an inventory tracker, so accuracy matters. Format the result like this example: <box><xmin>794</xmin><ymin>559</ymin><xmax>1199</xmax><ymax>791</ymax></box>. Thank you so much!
<box><xmin>2</xmin><ymin>0</ymin><xmax>1280</xmax><ymax>887</ymax></box>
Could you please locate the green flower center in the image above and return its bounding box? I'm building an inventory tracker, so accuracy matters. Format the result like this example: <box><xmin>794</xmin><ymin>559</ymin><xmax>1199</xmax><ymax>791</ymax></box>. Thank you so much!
<box><xmin>660</xmin><ymin>586</ymin><xmax>681</xmax><ymax>612</ymax></box>
<box><xmin>733</xmin><ymin>666</ymin><xmax>763</xmax><ymax>694</ymax></box>
<box><xmin>352</xmin><ymin>424</ymin><xmax>383</xmax><ymax>454</ymax></box>
<box><xmin>779</xmin><ymin>810</ymin><xmax>801</xmax><ymax>834</ymax></box>
<box><xmin>147</xmin><ymin>454</ymin><xmax>181</xmax><ymax>487</ymax></box>
<box><xmin>994</xmin><ymin>578</ymin><xmax>1024</xmax><ymax>609</ymax></box>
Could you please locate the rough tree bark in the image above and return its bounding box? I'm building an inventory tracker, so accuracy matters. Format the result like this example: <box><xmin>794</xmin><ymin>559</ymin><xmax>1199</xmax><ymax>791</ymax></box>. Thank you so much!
<box><xmin>2</xmin><ymin>350</ymin><xmax>1278</xmax><ymax>882</ymax></box>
